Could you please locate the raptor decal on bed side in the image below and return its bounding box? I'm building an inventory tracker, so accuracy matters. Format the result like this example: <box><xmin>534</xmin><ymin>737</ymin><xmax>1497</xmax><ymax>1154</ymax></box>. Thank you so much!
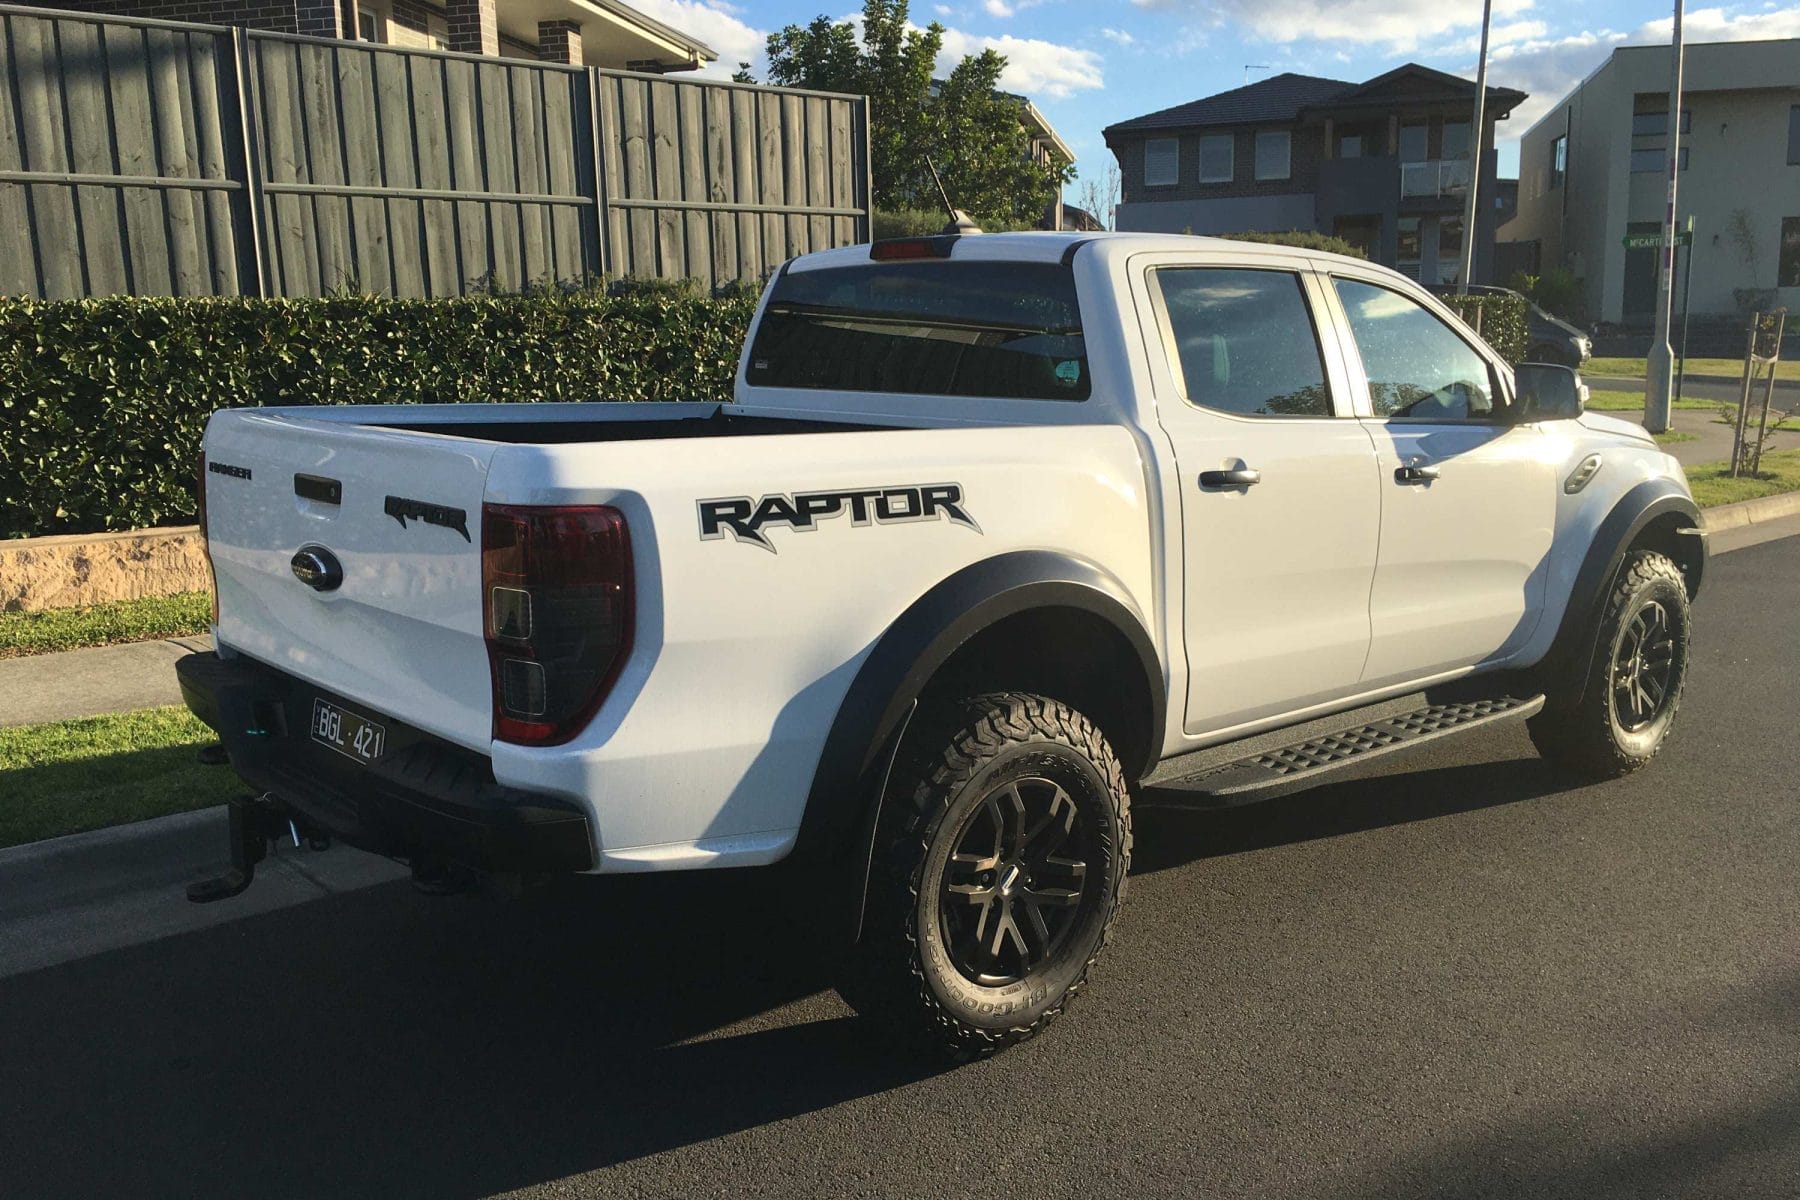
<box><xmin>698</xmin><ymin>483</ymin><xmax>978</xmax><ymax>552</ymax></box>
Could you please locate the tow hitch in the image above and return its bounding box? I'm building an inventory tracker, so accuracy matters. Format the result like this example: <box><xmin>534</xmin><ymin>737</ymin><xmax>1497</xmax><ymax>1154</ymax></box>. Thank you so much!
<box><xmin>186</xmin><ymin>793</ymin><xmax>328</xmax><ymax>903</ymax></box>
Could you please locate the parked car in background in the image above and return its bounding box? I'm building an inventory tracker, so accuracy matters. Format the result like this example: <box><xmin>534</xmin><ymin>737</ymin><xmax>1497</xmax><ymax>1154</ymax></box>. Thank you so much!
<box><xmin>1431</xmin><ymin>283</ymin><xmax>1592</xmax><ymax>367</ymax></box>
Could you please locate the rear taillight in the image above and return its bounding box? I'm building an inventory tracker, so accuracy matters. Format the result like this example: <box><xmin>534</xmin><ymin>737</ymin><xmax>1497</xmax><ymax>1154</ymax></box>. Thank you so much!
<box><xmin>482</xmin><ymin>503</ymin><xmax>633</xmax><ymax>746</ymax></box>
<box><xmin>197</xmin><ymin>452</ymin><xmax>219</xmax><ymax>624</ymax></box>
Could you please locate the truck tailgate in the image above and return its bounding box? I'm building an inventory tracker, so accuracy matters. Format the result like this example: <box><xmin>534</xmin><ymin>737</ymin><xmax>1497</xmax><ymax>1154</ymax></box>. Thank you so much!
<box><xmin>203</xmin><ymin>410</ymin><xmax>498</xmax><ymax>751</ymax></box>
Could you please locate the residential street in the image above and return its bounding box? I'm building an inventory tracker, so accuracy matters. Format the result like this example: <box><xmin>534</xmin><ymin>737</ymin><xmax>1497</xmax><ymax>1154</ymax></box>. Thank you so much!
<box><xmin>2</xmin><ymin>536</ymin><xmax>1796</xmax><ymax>1200</ymax></box>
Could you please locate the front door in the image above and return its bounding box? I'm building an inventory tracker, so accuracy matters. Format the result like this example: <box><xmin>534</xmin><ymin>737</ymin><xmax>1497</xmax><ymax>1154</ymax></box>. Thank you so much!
<box><xmin>1141</xmin><ymin>260</ymin><xmax>1382</xmax><ymax>734</ymax></box>
<box><xmin>1325</xmin><ymin>273</ymin><xmax>1557</xmax><ymax>686</ymax></box>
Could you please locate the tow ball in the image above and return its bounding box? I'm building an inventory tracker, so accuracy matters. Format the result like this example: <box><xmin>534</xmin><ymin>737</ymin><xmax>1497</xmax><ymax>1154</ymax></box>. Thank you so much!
<box><xmin>186</xmin><ymin>793</ymin><xmax>328</xmax><ymax>903</ymax></box>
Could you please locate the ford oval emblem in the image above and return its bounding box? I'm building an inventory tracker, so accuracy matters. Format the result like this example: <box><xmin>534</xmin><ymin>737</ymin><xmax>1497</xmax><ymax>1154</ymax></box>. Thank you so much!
<box><xmin>291</xmin><ymin>545</ymin><xmax>344</xmax><ymax>592</ymax></box>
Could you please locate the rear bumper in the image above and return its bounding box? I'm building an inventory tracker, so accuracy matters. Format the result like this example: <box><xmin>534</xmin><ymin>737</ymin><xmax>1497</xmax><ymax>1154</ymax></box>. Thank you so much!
<box><xmin>177</xmin><ymin>651</ymin><xmax>595</xmax><ymax>874</ymax></box>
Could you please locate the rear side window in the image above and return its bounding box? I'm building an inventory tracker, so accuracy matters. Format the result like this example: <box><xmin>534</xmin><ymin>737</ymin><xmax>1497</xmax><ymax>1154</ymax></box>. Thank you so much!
<box><xmin>745</xmin><ymin>260</ymin><xmax>1089</xmax><ymax>402</ymax></box>
<box><xmin>1153</xmin><ymin>268</ymin><xmax>1333</xmax><ymax>417</ymax></box>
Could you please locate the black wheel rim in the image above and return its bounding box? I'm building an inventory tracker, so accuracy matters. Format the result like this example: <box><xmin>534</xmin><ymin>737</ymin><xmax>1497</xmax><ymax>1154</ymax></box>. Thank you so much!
<box><xmin>939</xmin><ymin>776</ymin><xmax>1090</xmax><ymax>987</ymax></box>
<box><xmin>1612</xmin><ymin>599</ymin><xmax>1677</xmax><ymax>732</ymax></box>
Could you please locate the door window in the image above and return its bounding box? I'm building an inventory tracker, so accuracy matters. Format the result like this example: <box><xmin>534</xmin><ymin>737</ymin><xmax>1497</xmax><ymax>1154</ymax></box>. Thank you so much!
<box><xmin>1333</xmin><ymin>278</ymin><xmax>1496</xmax><ymax>421</ymax></box>
<box><xmin>1155</xmin><ymin>269</ymin><xmax>1332</xmax><ymax>417</ymax></box>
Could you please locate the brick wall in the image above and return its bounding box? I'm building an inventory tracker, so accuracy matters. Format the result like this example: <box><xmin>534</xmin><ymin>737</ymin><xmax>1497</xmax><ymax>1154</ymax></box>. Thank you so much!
<box><xmin>445</xmin><ymin>0</ymin><xmax>496</xmax><ymax>55</ymax></box>
<box><xmin>536</xmin><ymin>19</ymin><xmax>580</xmax><ymax>65</ymax></box>
<box><xmin>1114</xmin><ymin>124</ymin><xmax>1327</xmax><ymax>206</ymax></box>
<box><xmin>58</xmin><ymin>0</ymin><xmax>299</xmax><ymax>32</ymax></box>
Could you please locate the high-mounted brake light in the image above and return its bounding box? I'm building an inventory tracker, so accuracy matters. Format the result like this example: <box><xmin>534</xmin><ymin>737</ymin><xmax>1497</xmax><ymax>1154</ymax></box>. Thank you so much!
<box><xmin>869</xmin><ymin>235</ymin><xmax>959</xmax><ymax>261</ymax></box>
<box><xmin>482</xmin><ymin>503</ymin><xmax>633</xmax><ymax>746</ymax></box>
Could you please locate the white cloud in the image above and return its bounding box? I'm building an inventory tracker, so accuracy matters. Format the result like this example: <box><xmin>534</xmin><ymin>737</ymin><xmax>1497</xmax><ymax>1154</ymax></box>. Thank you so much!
<box><xmin>934</xmin><ymin>27</ymin><xmax>1105</xmax><ymax>96</ymax></box>
<box><xmin>1132</xmin><ymin>0</ymin><xmax>1537</xmax><ymax>53</ymax></box>
<box><xmin>983</xmin><ymin>0</ymin><xmax>1013</xmax><ymax>15</ymax></box>
<box><xmin>1488</xmin><ymin>5</ymin><xmax>1800</xmax><ymax>139</ymax></box>
<box><xmin>627</xmin><ymin>0</ymin><xmax>769</xmax><ymax>77</ymax></box>
<box><xmin>933</xmin><ymin>3</ymin><xmax>955</xmax><ymax>14</ymax></box>
<box><xmin>1101</xmin><ymin>27</ymin><xmax>1136</xmax><ymax>45</ymax></box>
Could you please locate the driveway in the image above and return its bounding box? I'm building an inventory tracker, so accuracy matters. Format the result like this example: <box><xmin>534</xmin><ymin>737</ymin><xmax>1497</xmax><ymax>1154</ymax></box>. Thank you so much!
<box><xmin>2</xmin><ymin>538</ymin><xmax>1796</xmax><ymax>1199</ymax></box>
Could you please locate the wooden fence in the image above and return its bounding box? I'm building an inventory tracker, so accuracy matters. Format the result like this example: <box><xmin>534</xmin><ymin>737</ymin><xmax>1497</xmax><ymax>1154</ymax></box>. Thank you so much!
<box><xmin>0</xmin><ymin>4</ymin><xmax>871</xmax><ymax>298</ymax></box>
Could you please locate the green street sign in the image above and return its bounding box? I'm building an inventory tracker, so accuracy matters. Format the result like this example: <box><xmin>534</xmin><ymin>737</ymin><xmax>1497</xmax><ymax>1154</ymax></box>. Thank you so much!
<box><xmin>1622</xmin><ymin>230</ymin><xmax>1693</xmax><ymax>249</ymax></box>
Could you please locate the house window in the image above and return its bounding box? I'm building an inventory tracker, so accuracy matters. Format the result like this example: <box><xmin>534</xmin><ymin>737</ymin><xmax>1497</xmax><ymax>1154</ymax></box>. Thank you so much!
<box><xmin>1398</xmin><ymin>124</ymin><xmax>1428</xmax><ymax>163</ymax></box>
<box><xmin>1631</xmin><ymin>106</ymin><xmax>1692</xmax><ymax>138</ymax></box>
<box><xmin>357</xmin><ymin>9</ymin><xmax>381</xmax><ymax>41</ymax></box>
<box><xmin>1437</xmin><ymin>217</ymin><xmax>1464</xmax><ymax>285</ymax></box>
<box><xmin>1788</xmin><ymin>106</ymin><xmax>1799</xmax><ymax>166</ymax></box>
<box><xmin>1550</xmin><ymin>135</ymin><xmax>1567</xmax><ymax>189</ymax></box>
<box><xmin>1255</xmin><ymin>130</ymin><xmax>1290</xmax><ymax>180</ymax></box>
<box><xmin>1339</xmin><ymin>134</ymin><xmax>1362</xmax><ymax>158</ymax></box>
<box><xmin>1396</xmin><ymin>216</ymin><xmax>1422</xmax><ymax>278</ymax></box>
<box><xmin>1781</xmin><ymin>217</ymin><xmax>1800</xmax><ymax>288</ymax></box>
<box><xmin>1631</xmin><ymin>147</ymin><xmax>1689</xmax><ymax>173</ymax></box>
<box><xmin>1144</xmin><ymin>138</ymin><xmax>1179</xmax><ymax>187</ymax></box>
<box><xmin>1441</xmin><ymin>121</ymin><xmax>1471</xmax><ymax>161</ymax></box>
<box><xmin>1198</xmin><ymin>134</ymin><xmax>1234</xmax><ymax>183</ymax></box>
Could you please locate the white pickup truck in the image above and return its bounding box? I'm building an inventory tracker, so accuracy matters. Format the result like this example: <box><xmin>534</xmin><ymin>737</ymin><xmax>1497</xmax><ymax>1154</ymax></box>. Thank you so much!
<box><xmin>179</xmin><ymin>231</ymin><xmax>1705</xmax><ymax>1057</ymax></box>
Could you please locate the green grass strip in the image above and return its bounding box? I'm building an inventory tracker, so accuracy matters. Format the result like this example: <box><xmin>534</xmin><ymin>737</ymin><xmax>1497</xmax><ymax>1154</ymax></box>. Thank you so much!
<box><xmin>0</xmin><ymin>706</ymin><xmax>238</xmax><ymax>849</ymax></box>
<box><xmin>1687</xmin><ymin>449</ymin><xmax>1800</xmax><ymax>509</ymax></box>
<box><xmin>0</xmin><ymin>591</ymin><xmax>211</xmax><ymax>660</ymax></box>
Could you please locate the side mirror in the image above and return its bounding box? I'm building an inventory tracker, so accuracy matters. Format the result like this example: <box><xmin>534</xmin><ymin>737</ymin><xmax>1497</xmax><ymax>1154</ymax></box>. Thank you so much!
<box><xmin>1513</xmin><ymin>362</ymin><xmax>1588</xmax><ymax>422</ymax></box>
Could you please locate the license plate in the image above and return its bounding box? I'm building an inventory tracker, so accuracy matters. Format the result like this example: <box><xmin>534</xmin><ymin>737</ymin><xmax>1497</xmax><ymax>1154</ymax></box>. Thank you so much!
<box><xmin>311</xmin><ymin>697</ymin><xmax>386</xmax><ymax>765</ymax></box>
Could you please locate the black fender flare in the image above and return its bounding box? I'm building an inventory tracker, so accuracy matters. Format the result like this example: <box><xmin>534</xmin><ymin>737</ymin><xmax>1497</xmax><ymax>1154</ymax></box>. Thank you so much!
<box><xmin>1539</xmin><ymin>478</ymin><xmax>1704</xmax><ymax>701</ymax></box>
<box><xmin>790</xmin><ymin>550</ymin><xmax>1164</xmax><ymax>931</ymax></box>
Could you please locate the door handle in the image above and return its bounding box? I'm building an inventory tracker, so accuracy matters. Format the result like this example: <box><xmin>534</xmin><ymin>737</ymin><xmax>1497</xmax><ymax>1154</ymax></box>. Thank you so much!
<box><xmin>1199</xmin><ymin>467</ymin><xmax>1261</xmax><ymax>488</ymax></box>
<box><xmin>1394</xmin><ymin>463</ymin><xmax>1441</xmax><ymax>484</ymax></box>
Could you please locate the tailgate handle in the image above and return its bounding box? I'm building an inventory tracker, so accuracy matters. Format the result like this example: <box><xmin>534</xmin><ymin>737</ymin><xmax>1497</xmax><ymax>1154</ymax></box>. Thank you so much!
<box><xmin>295</xmin><ymin>474</ymin><xmax>342</xmax><ymax>505</ymax></box>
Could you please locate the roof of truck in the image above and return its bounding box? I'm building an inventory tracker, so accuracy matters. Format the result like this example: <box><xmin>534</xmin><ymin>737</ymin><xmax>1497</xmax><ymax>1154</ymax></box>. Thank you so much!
<box><xmin>788</xmin><ymin>231</ymin><xmax>1376</xmax><ymax>274</ymax></box>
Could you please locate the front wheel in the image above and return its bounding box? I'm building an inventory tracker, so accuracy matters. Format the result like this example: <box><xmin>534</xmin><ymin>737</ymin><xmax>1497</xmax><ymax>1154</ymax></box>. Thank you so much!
<box><xmin>1529</xmin><ymin>548</ymin><xmax>1691</xmax><ymax>778</ymax></box>
<box><xmin>836</xmin><ymin>692</ymin><xmax>1131</xmax><ymax>1059</ymax></box>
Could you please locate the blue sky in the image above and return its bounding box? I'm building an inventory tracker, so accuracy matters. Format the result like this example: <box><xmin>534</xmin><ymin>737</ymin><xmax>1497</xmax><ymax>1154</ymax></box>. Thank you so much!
<box><xmin>630</xmin><ymin>0</ymin><xmax>1800</xmax><ymax>201</ymax></box>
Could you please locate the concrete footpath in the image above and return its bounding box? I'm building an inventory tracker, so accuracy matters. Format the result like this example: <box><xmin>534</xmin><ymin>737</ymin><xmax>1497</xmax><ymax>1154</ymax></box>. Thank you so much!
<box><xmin>0</xmin><ymin>634</ymin><xmax>211</xmax><ymax>728</ymax></box>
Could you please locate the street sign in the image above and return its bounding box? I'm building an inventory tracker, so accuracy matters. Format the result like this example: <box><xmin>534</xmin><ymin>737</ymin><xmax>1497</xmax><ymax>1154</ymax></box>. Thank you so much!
<box><xmin>1622</xmin><ymin>231</ymin><xmax>1693</xmax><ymax>249</ymax></box>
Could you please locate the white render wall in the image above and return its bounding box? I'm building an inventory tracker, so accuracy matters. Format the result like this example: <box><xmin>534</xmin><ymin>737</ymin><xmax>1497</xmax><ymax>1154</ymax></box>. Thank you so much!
<box><xmin>1503</xmin><ymin>39</ymin><xmax>1800</xmax><ymax>323</ymax></box>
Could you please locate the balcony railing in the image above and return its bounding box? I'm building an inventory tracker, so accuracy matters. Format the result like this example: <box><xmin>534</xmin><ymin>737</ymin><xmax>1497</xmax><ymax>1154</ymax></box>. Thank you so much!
<box><xmin>1399</xmin><ymin>158</ymin><xmax>1471</xmax><ymax>198</ymax></box>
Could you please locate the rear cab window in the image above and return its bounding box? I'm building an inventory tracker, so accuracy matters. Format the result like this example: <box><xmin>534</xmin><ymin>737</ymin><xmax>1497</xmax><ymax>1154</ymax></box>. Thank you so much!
<box><xmin>745</xmin><ymin>260</ymin><xmax>1090</xmax><ymax>402</ymax></box>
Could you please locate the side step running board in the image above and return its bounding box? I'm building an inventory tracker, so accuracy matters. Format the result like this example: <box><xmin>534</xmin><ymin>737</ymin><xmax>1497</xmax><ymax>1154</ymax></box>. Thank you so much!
<box><xmin>1151</xmin><ymin>694</ymin><xmax>1545</xmax><ymax>807</ymax></box>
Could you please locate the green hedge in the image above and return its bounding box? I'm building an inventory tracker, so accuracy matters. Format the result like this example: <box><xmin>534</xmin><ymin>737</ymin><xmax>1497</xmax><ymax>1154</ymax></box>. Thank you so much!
<box><xmin>1</xmin><ymin>290</ymin><xmax>757</xmax><ymax>539</ymax></box>
<box><xmin>1439</xmin><ymin>293</ymin><xmax>1529</xmax><ymax>365</ymax></box>
<box><xmin>1215</xmin><ymin>229</ymin><xmax>1369</xmax><ymax>259</ymax></box>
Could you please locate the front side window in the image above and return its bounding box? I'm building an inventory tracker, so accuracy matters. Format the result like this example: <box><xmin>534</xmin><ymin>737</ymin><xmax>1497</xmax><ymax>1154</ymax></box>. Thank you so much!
<box><xmin>1441</xmin><ymin>121</ymin><xmax>1471</xmax><ymax>160</ymax></box>
<box><xmin>1550</xmin><ymin>134</ymin><xmax>1567</xmax><ymax>188</ymax></box>
<box><xmin>1631</xmin><ymin>147</ymin><xmax>1689</xmax><ymax>173</ymax></box>
<box><xmin>1154</xmin><ymin>268</ymin><xmax>1332</xmax><ymax>418</ymax></box>
<box><xmin>1144</xmin><ymin>138</ymin><xmax>1179</xmax><ymax>187</ymax></box>
<box><xmin>1198</xmin><ymin>134</ymin><xmax>1234</xmax><ymax>183</ymax></box>
<box><xmin>1255</xmin><ymin>130</ymin><xmax>1291</xmax><ymax>180</ymax></box>
<box><xmin>1333</xmin><ymin>278</ymin><xmax>1496</xmax><ymax>421</ymax></box>
<box><xmin>745</xmin><ymin>260</ymin><xmax>1088</xmax><ymax>402</ymax></box>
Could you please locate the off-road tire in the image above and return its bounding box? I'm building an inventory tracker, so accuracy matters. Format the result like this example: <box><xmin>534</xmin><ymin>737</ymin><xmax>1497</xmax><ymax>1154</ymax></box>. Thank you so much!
<box><xmin>836</xmin><ymin>692</ymin><xmax>1132</xmax><ymax>1059</ymax></box>
<box><xmin>1529</xmin><ymin>548</ymin><xmax>1691</xmax><ymax>779</ymax></box>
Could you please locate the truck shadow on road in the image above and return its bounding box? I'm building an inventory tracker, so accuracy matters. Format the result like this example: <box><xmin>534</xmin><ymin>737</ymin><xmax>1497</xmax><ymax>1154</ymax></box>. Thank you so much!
<box><xmin>0</xmin><ymin>752</ymin><xmax>1579</xmax><ymax>1198</ymax></box>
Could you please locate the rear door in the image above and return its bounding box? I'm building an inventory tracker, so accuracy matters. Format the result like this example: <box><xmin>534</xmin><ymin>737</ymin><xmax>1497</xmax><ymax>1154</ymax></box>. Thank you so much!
<box><xmin>1133</xmin><ymin>252</ymin><xmax>1382</xmax><ymax>734</ymax></box>
<box><xmin>202</xmin><ymin>409</ymin><xmax>500</xmax><ymax>751</ymax></box>
<box><xmin>1320</xmin><ymin>270</ymin><xmax>1556</xmax><ymax>686</ymax></box>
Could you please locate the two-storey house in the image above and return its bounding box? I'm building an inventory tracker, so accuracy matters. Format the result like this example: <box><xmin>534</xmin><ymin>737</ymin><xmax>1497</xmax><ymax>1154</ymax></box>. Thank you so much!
<box><xmin>1104</xmin><ymin>65</ymin><xmax>1525</xmax><ymax>285</ymax></box>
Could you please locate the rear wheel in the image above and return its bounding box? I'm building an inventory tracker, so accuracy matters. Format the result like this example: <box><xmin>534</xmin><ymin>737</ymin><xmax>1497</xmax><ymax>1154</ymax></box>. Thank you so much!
<box><xmin>836</xmin><ymin>692</ymin><xmax>1131</xmax><ymax>1059</ymax></box>
<box><xmin>1529</xmin><ymin>548</ymin><xmax>1690</xmax><ymax>778</ymax></box>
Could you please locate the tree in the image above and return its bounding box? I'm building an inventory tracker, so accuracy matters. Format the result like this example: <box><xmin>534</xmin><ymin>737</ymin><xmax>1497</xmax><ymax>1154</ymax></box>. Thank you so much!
<box><xmin>1075</xmin><ymin>162</ymin><xmax>1118</xmax><ymax>231</ymax></box>
<box><xmin>754</xmin><ymin>0</ymin><xmax>1069</xmax><ymax>226</ymax></box>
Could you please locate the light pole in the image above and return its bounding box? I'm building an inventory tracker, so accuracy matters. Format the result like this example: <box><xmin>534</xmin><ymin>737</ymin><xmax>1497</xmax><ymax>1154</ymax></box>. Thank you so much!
<box><xmin>1644</xmin><ymin>0</ymin><xmax>1685</xmax><ymax>433</ymax></box>
<box><xmin>1457</xmin><ymin>0</ymin><xmax>1493</xmax><ymax>293</ymax></box>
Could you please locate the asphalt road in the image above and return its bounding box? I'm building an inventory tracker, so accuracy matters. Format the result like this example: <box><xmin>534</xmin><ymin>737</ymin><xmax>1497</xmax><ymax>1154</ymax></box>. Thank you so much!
<box><xmin>3</xmin><ymin>540</ymin><xmax>1797</xmax><ymax>1200</ymax></box>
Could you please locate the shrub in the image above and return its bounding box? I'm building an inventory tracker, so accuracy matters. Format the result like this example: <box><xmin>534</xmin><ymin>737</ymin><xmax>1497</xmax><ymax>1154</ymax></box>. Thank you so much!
<box><xmin>1439</xmin><ymin>292</ymin><xmax>1529</xmax><ymax>364</ymax></box>
<box><xmin>872</xmin><ymin>209</ymin><xmax>1042</xmax><ymax>239</ymax></box>
<box><xmin>0</xmin><ymin>289</ymin><xmax>757</xmax><ymax>539</ymax></box>
<box><xmin>1212</xmin><ymin>229</ymin><xmax>1369</xmax><ymax>259</ymax></box>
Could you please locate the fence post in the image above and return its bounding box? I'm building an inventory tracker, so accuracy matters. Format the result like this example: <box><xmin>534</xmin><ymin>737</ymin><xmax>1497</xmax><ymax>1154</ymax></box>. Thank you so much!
<box><xmin>217</xmin><ymin>26</ymin><xmax>267</xmax><ymax>297</ymax></box>
<box><xmin>579</xmin><ymin>66</ymin><xmax>607</xmax><ymax>282</ymax></box>
<box><xmin>860</xmin><ymin>95</ymin><xmax>873</xmax><ymax>243</ymax></box>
